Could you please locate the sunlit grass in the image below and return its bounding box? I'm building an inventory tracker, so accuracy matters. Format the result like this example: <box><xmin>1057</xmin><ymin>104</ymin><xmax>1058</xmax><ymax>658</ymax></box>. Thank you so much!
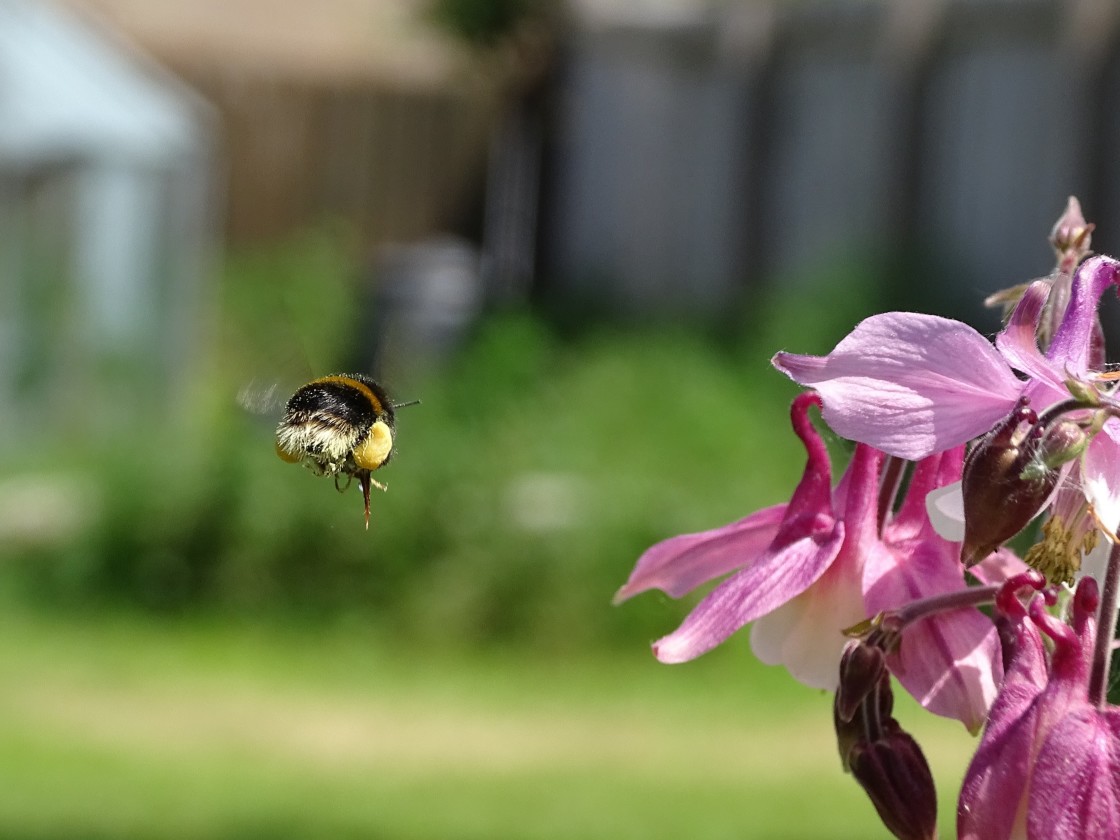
<box><xmin>0</xmin><ymin>607</ymin><xmax>976</xmax><ymax>839</ymax></box>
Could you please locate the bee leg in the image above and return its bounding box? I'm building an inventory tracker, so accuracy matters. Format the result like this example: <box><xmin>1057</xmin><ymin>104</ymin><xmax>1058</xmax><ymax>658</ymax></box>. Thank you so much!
<box><xmin>334</xmin><ymin>473</ymin><xmax>352</xmax><ymax>494</ymax></box>
<box><xmin>358</xmin><ymin>471</ymin><xmax>372</xmax><ymax>530</ymax></box>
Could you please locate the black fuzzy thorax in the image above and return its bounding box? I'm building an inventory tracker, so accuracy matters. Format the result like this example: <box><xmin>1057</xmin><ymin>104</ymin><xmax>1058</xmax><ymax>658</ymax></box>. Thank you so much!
<box><xmin>283</xmin><ymin>375</ymin><xmax>396</xmax><ymax>437</ymax></box>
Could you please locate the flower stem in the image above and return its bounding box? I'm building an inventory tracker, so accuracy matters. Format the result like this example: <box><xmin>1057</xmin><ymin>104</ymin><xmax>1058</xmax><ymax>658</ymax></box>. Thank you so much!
<box><xmin>1088</xmin><ymin>539</ymin><xmax>1120</xmax><ymax>707</ymax></box>
<box><xmin>894</xmin><ymin>584</ymin><xmax>1000</xmax><ymax>631</ymax></box>
<box><xmin>1034</xmin><ymin>397</ymin><xmax>1094</xmax><ymax>428</ymax></box>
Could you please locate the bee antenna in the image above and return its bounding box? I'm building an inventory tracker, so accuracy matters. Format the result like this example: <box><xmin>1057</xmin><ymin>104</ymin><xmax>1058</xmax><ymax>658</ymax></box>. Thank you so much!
<box><xmin>392</xmin><ymin>399</ymin><xmax>422</xmax><ymax>409</ymax></box>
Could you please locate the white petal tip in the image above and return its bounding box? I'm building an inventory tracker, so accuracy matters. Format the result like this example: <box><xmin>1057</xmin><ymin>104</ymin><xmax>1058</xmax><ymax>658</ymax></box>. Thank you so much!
<box><xmin>926</xmin><ymin>481</ymin><xmax>966</xmax><ymax>542</ymax></box>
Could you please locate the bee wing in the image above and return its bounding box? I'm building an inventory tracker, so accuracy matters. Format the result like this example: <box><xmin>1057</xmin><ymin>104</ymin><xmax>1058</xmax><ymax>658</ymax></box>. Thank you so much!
<box><xmin>237</xmin><ymin>348</ymin><xmax>327</xmax><ymax>421</ymax></box>
<box><xmin>237</xmin><ymin>378</ymin><xmax>288</xmax><ymax>417</ymax></box>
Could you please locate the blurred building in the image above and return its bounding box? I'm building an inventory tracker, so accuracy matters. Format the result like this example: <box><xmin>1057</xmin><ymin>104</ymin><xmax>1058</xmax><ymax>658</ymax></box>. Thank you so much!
<box><xmin>8</xmin><ymin>0</ymin><xmax>1120</xmax><ymax>448</ymax></box>
<box><xmin>45</xmin><ymin>0</ymin><xmax>545</xmax><ymax>393</ymax></box>
<box><xmin>0</xmin><ymin>0</ymin><xmax>218</xmax><ymax>449</ymax></box>
<box><xmin>540</xmin><ymin>0</ymin><xmax>1120</xmax><ymax>324</ymax></box>
<box><xmin>59</xmin><ymin>0</ymin><xmax>540</xmax><ymax>247</ymax></box>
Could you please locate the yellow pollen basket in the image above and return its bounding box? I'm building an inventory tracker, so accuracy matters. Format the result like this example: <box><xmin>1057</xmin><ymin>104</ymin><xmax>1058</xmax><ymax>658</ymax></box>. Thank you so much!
<box><xmin>352</xmin><ymin>420</ymin><xmax>393</xmax><ymax>471</ymax></box>
<box><xmin>275</xmin><ymin>440</ymin><xmax>301</xmax><ymax>463</ymax></box>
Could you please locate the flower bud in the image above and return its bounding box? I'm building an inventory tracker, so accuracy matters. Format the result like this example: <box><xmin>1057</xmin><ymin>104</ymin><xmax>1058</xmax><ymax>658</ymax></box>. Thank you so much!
<box><xmin>960</xmin><ymin>577</ymin><xmax>1117</xmax><ymax>840</ymax></box>
<box><xmin>1064</xmin><ymin>378</ymin><xmax>1101</xmax><ymax>408</ymax></box>
<box><xmin>834</xmin><ymin>640</ymin><xmax>938</xmax><ymax>840</ymax></box>
<box><xmin>835</xmin><ymin>641</ymin><xmax>887</xmax><ymax>712</ymax></box>
<box><xmin>1020</xmin><ymin>418</ymin><xmax>1089</xmax><ymax>480</ymax></box>
<box><xmin>835</xmin><ymin>641</ymin><xmax>890</xmax><ymax>770</ymax></box>
<box><xmin>1049</xmin><ymin>195</ymin><xmax>1093</xmax><ymax>272</ymax></box>
<box><xmin>960</xmin><ymin>399</ymin><xmax>1056</xmax><ymax>567</ymax></box>
<box><xmin>850</xmin><ymin>731</ymin><xmax>938</xmax><ymax>840</ymax></box>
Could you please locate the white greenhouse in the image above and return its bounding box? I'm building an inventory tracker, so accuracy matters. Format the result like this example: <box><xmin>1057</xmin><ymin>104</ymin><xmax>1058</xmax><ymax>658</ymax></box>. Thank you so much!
<box><xmin>0</xmin><ymin>0</ymin><xmax>218</xmax><ymax>449</ymax></box>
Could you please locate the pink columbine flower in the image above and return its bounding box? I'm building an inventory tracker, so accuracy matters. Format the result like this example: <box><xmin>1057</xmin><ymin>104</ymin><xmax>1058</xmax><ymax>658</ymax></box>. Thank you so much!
<box><xmin>774</xmin><ymin>255</ymin><xmax>1120</xmax><ymax>583</ymax></box>
<box><xmin>616</xmin><ymin>392</ymin><xmax>1011</xmax><ymax>729</ymax></box>
<box><xmin>615</xmin><ymin>391</ymin><xmax>867</xmax><ymax>689</ymax></box>
<box><xmin>861</xmin><ymin>446</ymin><xmax>1009</xmax><ymax>732</ymax></box>
<box><xmin>958</xmin><ymin>574</ymin><xmax>1120</xmax><ymax>840</ymax></box>
<box><xmin>772</xmin><ymin>255</ymin><xmax>1120</xmax><ymax>462</ymax></box>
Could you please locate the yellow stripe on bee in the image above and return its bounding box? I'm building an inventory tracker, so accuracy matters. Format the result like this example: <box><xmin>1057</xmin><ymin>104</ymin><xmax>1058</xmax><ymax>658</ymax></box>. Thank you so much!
<box><xmin>308</xmin><ymin>375</ymin><xmax>385</xmax><ymax>416</ymax></box>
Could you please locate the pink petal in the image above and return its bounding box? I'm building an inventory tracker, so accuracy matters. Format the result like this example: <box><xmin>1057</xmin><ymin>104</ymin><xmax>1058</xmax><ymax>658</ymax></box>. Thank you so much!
<box><xmin>1028</xmin><ymin>708</ymin><xmax>1120</xmax><ymax>840</ymax></box>
<box><xmin>773</xmin><ymin>312</ymin><xmax>1024</xmax><ymax>459</ymax></box>
<box><xmin>745</xmin><ymin>442</ymin><xmax>883</xmax><ymax>687</ymax></box>
<box><xmin>613</xmin><ymin>504</ymin><xmax>786</xmax><ymax>603</ymax></box>
<box><xmin>968</xmin><ymin>548</ymin><xmax>1030</xmax><ymax>586</ymax></box>
<box><xmin>652</xmin><ymin>524</ymin><xmax>845</xmax><ymax>664</ymax></box>
<box><xmin>995</xmin><ymin>280</ymin><xmax>1059</xmax><ymax>385</ymax></box>
<box><xmin>864</xmin><ymin>533</ymin><xmax>1001</xmax><ymax>731</ymax></box>
<box><xmin>1083</xmin><ymin>432</ymin><xmax>1120</xmax><ymax>540</ymax></box>
<box><xmin>889</xmin><ymin>607</ymin><xmax>1001</xmax><ymax>734</ymax></box>
<box><xmin>1047</xmin><ymin>255</ymin><xmax>1120</xmax><ymax>374</ymax></box>
<box><xmin>957</xmin><ymin>618</ymin><xmax>1049</xmax><ymax>840</ymax></box>
<box><xmin>749</xmin><ymin>553</ymin><xmax>868</xmax><ymax>689</ymax></box>
<box><xmin>997</xmin><ymin>286</ymin><xmax>1077</xmax><ymax>413</ymax></box>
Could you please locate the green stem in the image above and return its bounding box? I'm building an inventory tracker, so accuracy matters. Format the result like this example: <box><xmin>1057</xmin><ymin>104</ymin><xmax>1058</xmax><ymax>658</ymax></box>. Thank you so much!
<box><xmin>1088</xmin><ymin>539</ymin><xmax>1120</xmax><ymax>708</ymax></box>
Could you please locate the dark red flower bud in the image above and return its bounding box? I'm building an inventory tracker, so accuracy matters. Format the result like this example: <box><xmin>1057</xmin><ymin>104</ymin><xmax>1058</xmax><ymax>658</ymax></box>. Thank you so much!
<box><xmin>834</xmin><ymin>640</ymin><xmax>938</xmax><ymax>840</ymax></box>
<box><xmin>960</xmin><ymin>398</ymin><xmax>1056</xmax><ymax>567</ymax></box>
<box><xmin>835</xmin><ymin>640</ymin><xmax>888</xmax><ymax>724</ymax></box>
<box><xmin>849</xmin><ymin>731</ymin><xmax>938</xmax><ymax>840</ymax></box>
<box><xmin>835</xmin><ymin>641</ymin><xmax>890</xmax><ymax>771</ymax></box>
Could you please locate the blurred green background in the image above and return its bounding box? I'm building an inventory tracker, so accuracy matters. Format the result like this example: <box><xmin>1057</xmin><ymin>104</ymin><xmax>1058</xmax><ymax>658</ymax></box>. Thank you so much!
<box><xmin>0</xmin><ymin>230</ymin><xmax>978</xmax><ymax>839</ymax></box>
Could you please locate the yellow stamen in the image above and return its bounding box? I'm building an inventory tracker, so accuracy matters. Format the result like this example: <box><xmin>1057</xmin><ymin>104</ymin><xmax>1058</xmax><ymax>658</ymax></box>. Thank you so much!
<box><xmin>1024</xmin><ymin>514</ymin><xmax>1098</xmax><ymax>586</ymax></box>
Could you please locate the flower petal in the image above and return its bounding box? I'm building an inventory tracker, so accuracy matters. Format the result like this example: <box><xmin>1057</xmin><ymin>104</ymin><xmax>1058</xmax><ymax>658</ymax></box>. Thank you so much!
<box><xmin>968</xmin><ymin>548</ymin><xmax>1029</xmax><ymax>586</ymax></box>
<box><xmin>652</xmin><ymin>524</ymin><xmax>845</xmax><ymax>665</ymax></box>
<box><xmin>890</xmin><ymin>607</ymin><xmax>1001</xmax><ymax>734</ymax></box>
<box><xmin>1047</xmin><ymin>255</ymin><xmax>1120</xmax><ymax>374</ymax></box>
<box><xmin>749</xmin><ymin>549</ymin><xmax>868</xmax><ymax>689</ymax></box>
<box><xmin>613</xmin><ymin>504</ymin><xmax>786</xmax><ymax>603</ymax></box>
<box><xmin>1083</xmin><ymin>431</ymin><xmax>1120</xmax><ymax>540</ymax></box>
<box><xmin>773</xmin><ymin>313</ymin><xmax>1024</xmax><ymax>459</ymax></box>
<box><xmin>1028</xmin><ymin>708</ymin><xmax>1120</xmax><ymax>840</ymax></box>
<box><xmin>861</xmin><ymin>451</ymin><xmax>1002</xmax><ymax>729</ymax></box>
<box><xmin>864</xmin><ymin>534</ymin><xmax>1001</xmax><ymax>731</ymax></box>
<box><xmin>925</xmin><ymin>481</ymin><xmax>965</xmax><ymax>541</ymax></box>
<box><xmin>957</xmin><ymin>615</ymin><xmax>1048</xmax><ymax>840</ymax></box>
<box><xmin>994</xmin><ymin>280</ymin><xmax>1058</xmax><ymax>384</ymax></box>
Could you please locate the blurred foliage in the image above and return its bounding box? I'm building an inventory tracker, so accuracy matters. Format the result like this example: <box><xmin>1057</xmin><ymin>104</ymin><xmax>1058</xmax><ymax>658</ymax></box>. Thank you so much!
<box><xmin>428</xmin><ymin>0</ymin><xmax>544</xmax><ymax>47</ymax></box>
<box><xmin>0</xmin><ymin>231</ymin><xmax>881</xmax><ymax>651</ymax></box>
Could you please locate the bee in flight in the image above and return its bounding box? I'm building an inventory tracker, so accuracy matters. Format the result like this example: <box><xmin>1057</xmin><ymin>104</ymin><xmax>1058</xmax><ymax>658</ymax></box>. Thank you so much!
<box><xmin>273</xmin><ymin>374</ymin><xmax>416</xmax><ymax>528</ymax></box>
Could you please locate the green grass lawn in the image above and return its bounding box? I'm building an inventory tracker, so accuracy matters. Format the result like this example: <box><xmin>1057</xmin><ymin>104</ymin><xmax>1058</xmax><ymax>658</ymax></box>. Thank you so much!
<box><xmin>0</xmin><ymin>607</ymin><xmax>978</xmax><ymax>840</ymax></box>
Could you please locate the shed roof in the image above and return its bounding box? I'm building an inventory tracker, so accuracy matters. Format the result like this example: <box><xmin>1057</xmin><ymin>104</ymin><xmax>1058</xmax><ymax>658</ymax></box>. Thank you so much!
<box><xmin>0</xmin><ymin>0</ymin><xmax>207</xmax><ymax>168</ymax></box>
<box><xmin>57</xmin><ymin>0</ymin><xmax>469</xmax><ymax>88</ymax></box>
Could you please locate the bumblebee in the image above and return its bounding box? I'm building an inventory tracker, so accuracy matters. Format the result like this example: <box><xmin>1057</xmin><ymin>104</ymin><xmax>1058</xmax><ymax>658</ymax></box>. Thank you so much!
<box><xmin>274</xmin><ymin>374</ymin><xmax>407</xmax><ymax>528</ymax></box>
